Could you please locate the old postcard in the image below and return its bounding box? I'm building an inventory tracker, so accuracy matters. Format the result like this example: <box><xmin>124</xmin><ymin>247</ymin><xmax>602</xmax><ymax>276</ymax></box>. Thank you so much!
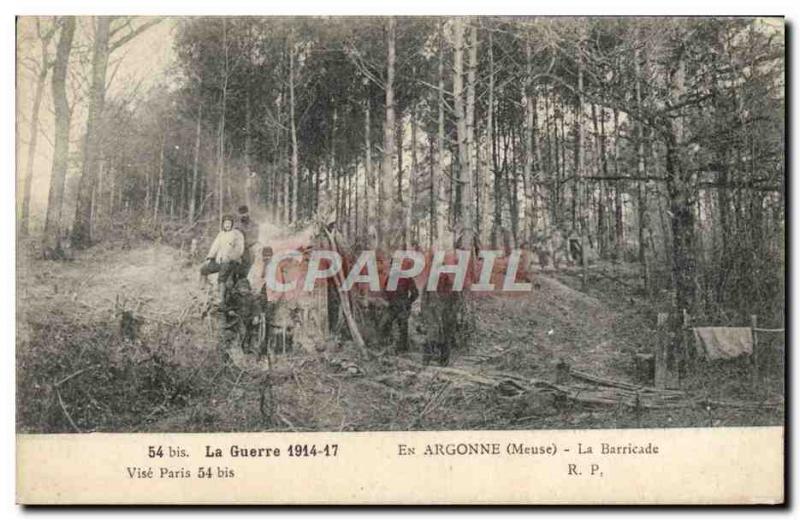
<box><xmin>15</xmin><ymin>15</ymin><xmax>785</xmax><ymax>504</ymax></box>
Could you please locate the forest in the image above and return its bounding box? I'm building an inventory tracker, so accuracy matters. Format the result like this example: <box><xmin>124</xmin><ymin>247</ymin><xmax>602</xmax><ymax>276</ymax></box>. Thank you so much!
<box><xmin>16</xmin><ymin>16</ymin><xmax>785</xmax><ymax>433</ymax></box>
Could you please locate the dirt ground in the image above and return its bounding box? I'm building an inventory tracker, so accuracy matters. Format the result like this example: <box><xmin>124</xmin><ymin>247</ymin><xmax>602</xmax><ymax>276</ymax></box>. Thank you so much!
<box><xmin>16</xmin><ymin>241</ymin><xmax>785</xmax><ymax>433</ymax></box>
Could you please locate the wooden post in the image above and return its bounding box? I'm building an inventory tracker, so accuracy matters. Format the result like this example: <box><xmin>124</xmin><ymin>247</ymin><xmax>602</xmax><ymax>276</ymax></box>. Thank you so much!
<box><xmin>679</xmin><ymin>308</ymin><xmax>690</xmax><ymax>388</ymax></box>
<box><xmin>655</xmin><ymin>312</ymin><xmax>668</xmax><ymax>388</ymax></box>
<box><xmin>751</xmin><ymin>314</ymin><xmax>759</xmax><ymax>391</ymax></box>
<box><xmin>555</xmin><ymin>357</ymin><xmax>570</xmax><ymax>384</ymax></box>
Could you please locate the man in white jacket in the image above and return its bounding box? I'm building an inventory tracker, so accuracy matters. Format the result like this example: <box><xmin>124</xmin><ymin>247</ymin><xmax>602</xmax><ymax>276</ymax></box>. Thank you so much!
<box><xmin>200</xmin><ymin>214</ymin><xmax>245</xmax><ymax>309</ymax></box>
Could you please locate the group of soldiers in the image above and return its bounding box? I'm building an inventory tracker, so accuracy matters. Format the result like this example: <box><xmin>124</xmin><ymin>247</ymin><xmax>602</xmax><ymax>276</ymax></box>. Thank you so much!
<box><xmin>199</xmin><ymin>205</ymin><xmax>270</xmax><ymax>353</ymax></box>
<box><xmin>197</xmin><ymin>212</ymin><xmax>515</xmax><ymax>367</ymax></box>
<box><xmin>525</xmin><ymin>228</ymin><xmax>586</xmax><ymax>271</ymax></box>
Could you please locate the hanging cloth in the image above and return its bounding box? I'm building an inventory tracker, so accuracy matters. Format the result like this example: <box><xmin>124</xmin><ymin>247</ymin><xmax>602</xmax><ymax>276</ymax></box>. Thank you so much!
<box><xmin>692</xmin><ymin>327</ymin><xmax>753</xmax><ymax>360</ymax></box>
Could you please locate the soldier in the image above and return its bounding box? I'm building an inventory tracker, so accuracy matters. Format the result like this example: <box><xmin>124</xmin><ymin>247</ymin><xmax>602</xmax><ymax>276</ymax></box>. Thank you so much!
<box><xmin>421</xmin><ymin>229</ymin><xmax>473</xmax><ymax>366</ymax></box>
<box><xmin>567</xmin><ymin>227</ymin><xmax>583</xmax><ymax>266</ymax></box>
<box><xmin>257</xmin><ymin>246</ymin><xmax>277</xmax><ymax>343</ymax></box>
<box><xmin>201</xmin><ymin>214</ymin><xmax>245</xmax><ymax>311</ymax></box>
<box><xmin>239</xmin><ymin>245</ymin><xmax>282</xmax><ymax>357</ymax></box>
<box><xmin>421</xmin><ymin>265</ymin><xmax>459</xmax><ymax>366</ymax></box>
<box><xmin>236</xmin><ymin>205</ymin><xmax>260</xmax><ymax>277</ymax></box>
<box><xmin>379</xmin><ymin>253</ymin><xmax>420</xmax><ymax>353</ymax></box>
<box><xmin>551</xmin><ymin>228</ymin><xmax>567</xmax><ymax>270</ymax></box>
<box><xmin>225</xmin><ymin>275</ymin><xmax>257</xmax><ymax>353</ymax></box>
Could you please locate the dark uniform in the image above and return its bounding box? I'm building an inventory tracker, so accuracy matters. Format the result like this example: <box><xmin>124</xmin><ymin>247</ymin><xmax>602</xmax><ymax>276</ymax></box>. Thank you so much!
<box><xmin>380</xmin><ymin>255</ymin><xmax>419</xmax><ymax>353</ymax></box>
<box><xmin>421</xmin><ymin>292</ymin><xmax>458</xmax><ymax>366</ymax></box>
<box><xmin>420</xmin><ymin>251</ymin><xmax>463</xmax><ymax>366</ymax></box>
<box><xmin>236</xmin><ymin>206</ymin><xmax>260</xmax><ymax>278</ymax></box>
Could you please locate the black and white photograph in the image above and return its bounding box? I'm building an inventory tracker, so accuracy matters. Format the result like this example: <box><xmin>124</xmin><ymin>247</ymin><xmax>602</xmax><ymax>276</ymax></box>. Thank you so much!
<box><xmin>14</xmin><ymin>15</ymin><xmax>785</xmax><ymax>439</ymax></box>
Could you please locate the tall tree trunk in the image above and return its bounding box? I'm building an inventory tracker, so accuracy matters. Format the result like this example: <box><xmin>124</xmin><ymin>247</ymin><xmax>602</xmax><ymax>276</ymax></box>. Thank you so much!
<box><xmin>20</xmin><ymin>24</ymin><xmax>53</xmax><ymax>238</ymax></box>
<box><xmin>289</xmin><ymin>37</ymin><xmax>299</xmax><ymax>223</ymax></box>
<box><xmin>380</xmin><ymin>17</ymin><xmax>396</xmax><ymax>248</ymax></box>
<box><xmin>93</xmin><ymin>160</ymin><xmax>104</xmax><ymax>228</ymax></box>
<box><xmin>465</xmin><ymin>21</ymin><xmax>478</xmax><ymax>247</ymax></box>
<box><xmin>270</xmin><ymin>86</ymin><xmax>283</xmax><ymax>219</ymax></box>
<box><xmin>217</xmin><ymin>18</ymin><xmax>229</xmax><ymax>224</ymax></box>
<box><xmin>575</xmin><ymin>40</ymin><xmax>587</xmax><ymax>288</ymax></box>
<box><xmin>435</xmin><ymin>21</ymin><xmax>447</xmax><ymax>246</ymax></box>
<box><xmin>314</xmin><ymin>166</ymin><xmax>321</xmax><ymax>214</ymax></box>
<box><xmin>507</xmin><ymin>123</ymin><xmax>519</xmax><ymax>245</ymax></box>
<box><xmin>542</xmin><ymin>88</ymin><xmax>555</xmax><ymax>228</ymax></box>
<box><xmin>595</xmin><ymin>103</ymin><xmax>607</xmax><ymax>258</ymax></box>
<box><xmin>72</xmin><ymin>17</ymin><xmax>112</xmax><ymax>248</ymax></box>
<box><xmin>396</xmin><ymin>111</ymin><xmax>404</xmax><ymax>204</ymax></box>
<box><xmin>327</xmin><ymin>107</ymin><xmax>337</xmax><ymax>211</ymax></box>
<box><xmin>522</xmin><ymin>35</ymin><xmax>535</xmax><ymax>244</ymax></box>
<box><xmin>495</xmin><ymin>114</ymin><xmax>511</xmax><ymax>246</ymax></box>
<box><xmin>20</xmin><ymin>84</ymin><xmax>44</xmax><ymax>237</ymax></box>
<box><xmin>452</xmin><ymin>18</ymin><xmax>473</xmax><ymax>250</ymax></box>
<box><xmin>405</xmin><ymin>104</ymin><xmax>418</xmax><ymax>248</ymax></box>
<box><xmin>145</xmin><ymin>162</ymin><xmax>152</xmax><ymax>212</ymax></box>
<box><xmin>561</xmin><ymin>102</ymin><xmax>574</xmax><ymax>230</ymax></box>
<box><xmin>491</xmin><ymin>99</ymin><xmax>502</xmax><ymax>247</ymax></box>
<box><xmin>559</xmin><ymin>102</ymin><xmax>567</xmax><ymax>225</ymax></box>
<box><xmin>189</xmin><ymin>103</ymin><xmax>202</xmax><ymax>223</ymax></box>
<box><xmin>109</xmin><ymin>167</ymin><xmax>116</xmax><ymax>217</ymax></box>
<box><xmin>282</xmin><ymin>145</ymin><xmax>289</xmax><ymax>223</ymax></box>
<box><xmin>613</xmin><ymin>108</ymin><xmax>623</xmax><ymax>252</ymax></box>
<box><xmin>666</xmin><ymin>55</ymin><xmax>696</xmax><ymax>314</ymax></box>
<box><xmin>634</xmin><ymin>45</ymin><xmax>650</xmax><ymax>292</ymax></box>
<box><xmin>90</xmin><ymin>183</ymin><xmax>96</xmax><ymax>238</ymax></box>
<box><xmin>153</xmin><ymin>131</ymin><xmax>166</xmax><ymax>221</ymax></box>
<box><xmin>363</xmin><ymin>100</ymin><xmax>372</xmax><ymax>233</ymax></box>
<box><xmin>481</xmin><ymin>28</ymin><xmax>494</xmax><ymax>245</ymax></box>
<box><xmin>428</xmin><ymin>134</ymin><xmax>435</xmax><ymax>247</ymax></box>
<box><xmin>354</xmin><ymin>164</ymin><xmax>360</xmax><ymax>238</ymax></box>
<box><xmin>244</xmin><ymin>92</ymin><xmax>253</xmax><ymax>210</ymax></box>
<box><xmin>335</xmin><ymin>163</ymin><xmax>340</xmax><ymax>224</ymax></box>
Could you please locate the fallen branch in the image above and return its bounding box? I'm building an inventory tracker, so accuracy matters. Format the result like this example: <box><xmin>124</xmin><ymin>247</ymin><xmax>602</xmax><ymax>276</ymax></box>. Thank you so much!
<box><xmin>225</xmin><ymin>369</ymin><xmax>245</xmax><ymax>401</ymax></box>
<box><xmin>56</xmin><ymin>388</ymin><xmax>82</xmax><ymax>433</ymax></box>
<box><xmin>277</xmin><ymin>410</ymin><xmax>298</xmax><ymax>431</ymax></box>
<box><xmin>55</xmin><ymin>364</ymin><xmax>101</xmax><ymax>387</ymax></box>
<box><xmin>569</xmin><ymin>369</ymin><xmax>685</xmax><ymax>396</ymax></box>
<box><xmin>704</xmin><ymin>398</ymin><xmax>784</xmax><ymax>410</ymax></box>
<box><xmin>419</xmin><ymin>381</ymin><xmax>453</xmax><ymax>419</ymax></box>
<box><xmin>588</xmin><ymin>268</ymin><xmax>639</xmax><ymax>289</ymax></box>
<box><xmin>360</xmin><ymin>379</ymin><xmax>421</xmax><ymax>401</ymax></box>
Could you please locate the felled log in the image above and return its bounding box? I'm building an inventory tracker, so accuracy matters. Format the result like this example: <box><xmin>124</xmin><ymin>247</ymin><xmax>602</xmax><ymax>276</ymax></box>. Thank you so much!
<box><xmin>569</xmin><ymin>368</ymin><xmax>685</xmax><ymax>396</ymax></box>
<box><xmin>392</xmin><ymin>358</ymin><xmax>702</xmax><ymax>411</ymax></box>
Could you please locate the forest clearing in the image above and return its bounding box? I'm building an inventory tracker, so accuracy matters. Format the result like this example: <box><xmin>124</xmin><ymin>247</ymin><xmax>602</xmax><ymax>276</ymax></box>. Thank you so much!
<box><xmin>15</xmin><ymin>16</ymin><xmax>785</xmax><ymax>433</ymax></box>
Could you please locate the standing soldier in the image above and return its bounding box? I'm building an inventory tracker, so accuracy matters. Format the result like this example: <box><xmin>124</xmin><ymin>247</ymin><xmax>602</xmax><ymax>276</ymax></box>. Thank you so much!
<box><xmin>248</xmin><ymin>245</ymin><xmax>277</xmax><ymax>356</ymax></box>
<box><xmin>567</xmin><ymin>227</ymin><xmax>583</xmax><ymax>266</ymax></box>
<box><xmin>379</xmin><ymin>253</ymin><xmax>419</xmax><ymax>353</ymax></box>
<box><xmin>421</xmin><ymin>229</ymin><xmax>475</xmax><ymax>366</ymax></box>
<box><xmin>236</xmin><ymin>205</ymin><xmax>260</xmax><ymax>277</ymax></box>
<box><xmin>421</xmin><ymin>260</ymin><xmax>459</xmax><ymax>366</ymax></box>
